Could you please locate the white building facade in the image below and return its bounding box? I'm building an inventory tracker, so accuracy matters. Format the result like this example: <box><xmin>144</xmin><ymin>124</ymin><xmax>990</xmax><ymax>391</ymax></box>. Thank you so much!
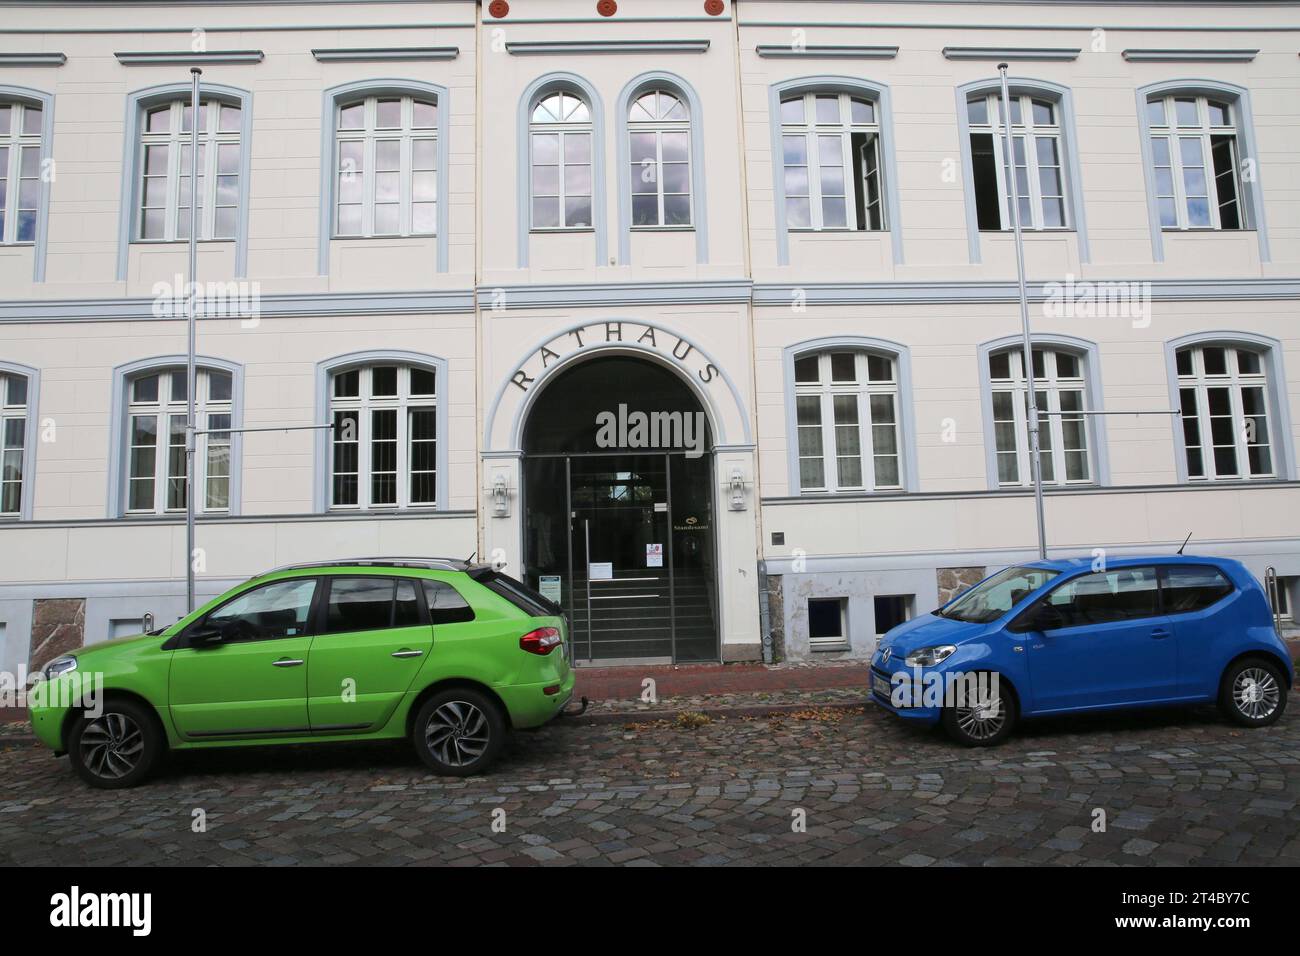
<box><xmin>1</xmin><ymin>0</ymin><xmax>1298</xmax><ymax>671</ymax></box>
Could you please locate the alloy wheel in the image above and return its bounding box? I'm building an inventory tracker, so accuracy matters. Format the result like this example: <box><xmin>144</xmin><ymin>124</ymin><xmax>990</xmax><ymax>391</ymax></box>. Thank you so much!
<box><xmin>954</xmin><ymin>693</ymin><xmax>1006</xmax><ymax>741</ymax></box>
<box><xmin>425</xmin><ymin>700</ymin><xmax>490</xmax><ymax>768</ymax></box>
<box><xmin>1233</xmin><ymin>667</ymin><xmax>1281</xmax><ymax>721</ymax></box>
<box><xmin>78</xmin><ymin>711</ymin><xmax>145</xmax><ymax>780</ymax></box>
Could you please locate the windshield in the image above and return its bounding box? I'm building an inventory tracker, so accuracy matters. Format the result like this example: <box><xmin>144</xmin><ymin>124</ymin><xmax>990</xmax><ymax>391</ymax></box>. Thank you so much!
<box><xmin>939</xmin><ymin>565</ymin><xmax>1060</xmax><ymax>624</ymax></box>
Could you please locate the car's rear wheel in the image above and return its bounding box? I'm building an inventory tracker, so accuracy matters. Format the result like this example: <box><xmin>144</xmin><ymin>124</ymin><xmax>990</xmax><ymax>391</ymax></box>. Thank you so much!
<box><xmin>68</xmin><ymin>698</ymin><xmax>164</xmax><ymax>789</ymax></box>
<box><xmin>1219</xmin><ymin>658</ymin><xmax>1287</xmax><ymax>727</ymax></box>
<box><xmin>941</xmin><ymin>673</ymin><xmax>1016</xmax><ymax>747</ymax></box>
<box><xmin>412</xmin><ymin>688</ymin><xmax>506</xmax><ymax>776</ymax></box>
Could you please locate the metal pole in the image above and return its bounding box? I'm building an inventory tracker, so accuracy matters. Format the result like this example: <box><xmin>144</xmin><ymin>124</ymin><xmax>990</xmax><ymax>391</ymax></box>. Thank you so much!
<box><xmin>185</xmin><ymin>67</ymin><xmax>201</xmax><ymax>612</ymax></box>
<box><xmin>998</xmin><ymin>62</ymin><xmax>1047</xmax><ymax>561</ymax></box>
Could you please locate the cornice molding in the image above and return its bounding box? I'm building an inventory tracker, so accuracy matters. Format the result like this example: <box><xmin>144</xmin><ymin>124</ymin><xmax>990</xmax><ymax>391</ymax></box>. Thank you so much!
<box><xmin>505</xmin><ymin>39</ymin><xmax>710</xmax><ymax>56</ymax></box>
<box><xmin>311</xmin><ymin>46</ymin><xmax>458</xmax><ymax>61</ymax></box>
<box><xmin>942</xmin><ymin>46</ymin><xmax>1081</xmax><ymax>61</ymax></box>
<box><xmin>1122</xmin><ymin>48</ymin><xmax>1259</xmax><ymax>61</ymax></box>
<box><xmin>3</xmin><ymin>277</ymin><xmax>1299</xmax><ymax>324</ymax></box>
<box><xmin>115</xmin><ymin>50</ymin><xmax>264</xmax><ymax>65</ymax></box>
<box><xmin>0</xmin><ymin>52</ymin><xmax>66</xmax><ymax>66</ymax></box>
<box><xmin>0</xmin><ymin>289</ymin><xmax>476</xmax><ymax>324</ymax></box>
<box><xmin>755</xmin><ymin>44</ymin><xmax>898</xmax><ymax>59</ymax></box>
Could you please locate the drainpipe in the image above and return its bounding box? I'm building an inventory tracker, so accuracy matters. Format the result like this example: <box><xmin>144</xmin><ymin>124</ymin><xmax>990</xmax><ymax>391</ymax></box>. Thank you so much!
<box><xmin>757</xmin><ymin>558</ymin><xmax>774</xmax><ymax>663</ymax></box>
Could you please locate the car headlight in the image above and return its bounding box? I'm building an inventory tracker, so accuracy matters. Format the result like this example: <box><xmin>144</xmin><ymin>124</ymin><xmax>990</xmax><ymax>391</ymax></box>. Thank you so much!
<box><xmin>44</xmin><ymin>656</ymin><xmax>78</xmax><ymax>680</ymax></box>
<box><xmin>904</xmin><ymin>645</ymin><xmax>957</xmax><ymax>667</ymax></box>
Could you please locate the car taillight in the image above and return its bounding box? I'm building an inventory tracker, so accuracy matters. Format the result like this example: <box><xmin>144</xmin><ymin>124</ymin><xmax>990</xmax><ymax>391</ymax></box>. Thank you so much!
<box><xmin>520</xmin><ymin>626</ymin><xmax>562</xmax><ymax>655</ymax></box>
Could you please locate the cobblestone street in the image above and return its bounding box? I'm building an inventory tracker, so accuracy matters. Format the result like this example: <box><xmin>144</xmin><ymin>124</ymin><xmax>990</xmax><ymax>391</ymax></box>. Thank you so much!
<box><xmin>2</xmin><ymin>701</ymin><xmax>1297</xmax><ymax>866</ymax></box>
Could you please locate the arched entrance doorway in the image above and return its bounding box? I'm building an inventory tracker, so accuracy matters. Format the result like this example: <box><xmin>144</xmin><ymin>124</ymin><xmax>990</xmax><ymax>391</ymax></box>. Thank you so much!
<box><xmin>521</xmin><ymin>355</ymin><xmax>719</xmax><ymax>664</ymax></box>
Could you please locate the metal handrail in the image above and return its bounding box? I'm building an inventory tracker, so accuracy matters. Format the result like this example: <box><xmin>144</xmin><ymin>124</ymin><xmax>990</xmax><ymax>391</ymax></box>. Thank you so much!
<box><xmin>1264</xmin><ymin>566</ymin><xmax>1282</xmax><ymax>637</ymax></box>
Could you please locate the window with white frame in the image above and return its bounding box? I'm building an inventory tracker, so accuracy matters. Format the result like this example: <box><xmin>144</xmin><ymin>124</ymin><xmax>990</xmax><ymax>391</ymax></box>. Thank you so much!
<box><xmin>780</xmin><ymin>92</ymin><xmax>886</xmax><ymax>231</ymax></box>
<box><xmin>138</xmin><ymin>98</ymin><xmax>241</xmax><ymax>241</ymax></box>
<box><xmin>967</xmin><ymin>92</ymin><xmax>1068</xmax><ymax>231</ymax></box>
<box><xmin>529</xmin><ymin>91</ymin><xmax>593</xmax><ymax>230</ymax></box>
<box><xmin>335</xmin><ymin>94</ymin><xmax>437</xmax><ymax>238</ymax></box>
<box><xmin>0</xmin><ymin>370</ymin><xmax>29</xmax><ymax>516</ymax></box>
<box><xmin>989</xmin><ymin>347</ymin><xmax>1091</xmax><ymax>486</ymax></box>
<box><xmin>329</xmin><ymin>365</ymin><xmax>437</xmax><ymax>510</ymax></box>
<box><xmin>808</xmin><ymin>597</ymin><xmax>848</xmax><ymax>648</ymax></box>
<box><xmin>1176</xmin><ymin>344</ymin><xmax>1273</xmax><ymax>481</ymax></box>
<box><xmin>628</xmin><ymin>89</ymin><xmax>691</xmax><ymax>227</ymax></box>
<box><xmin>794</xmin><ymin>350</ymin><xmax>901</xmax><ymax>493</ymax></box>
<box><xmin>126</xmin><ymin>368</ymin><xmax>232</xmax><ymax>514</ymax></box>
<box><xmin>1146</xmin><ymin>94</ymin><xmax>1244</xmax><ymax>231</ymax></box>
<box><xmin>0</xmin><ymin>100</ymin><xmax>42</xmax><ymax>244</ymax></box>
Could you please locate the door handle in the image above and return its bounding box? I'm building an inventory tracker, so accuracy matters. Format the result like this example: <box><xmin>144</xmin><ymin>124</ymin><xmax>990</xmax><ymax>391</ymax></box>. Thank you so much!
<box><xmin>272</xmin><ymin>657</ymin><xmax>305</xmax><ymax>667</ymax></box>
<box><xmin>391</xmin><ymin>649</ymin><xmax>424</xmax><ymax>659</ymax></box>
<box><xmin>1150</xmin><ymin>628</ymin><xmax>1171</xmax><ymax>639</ymax></box>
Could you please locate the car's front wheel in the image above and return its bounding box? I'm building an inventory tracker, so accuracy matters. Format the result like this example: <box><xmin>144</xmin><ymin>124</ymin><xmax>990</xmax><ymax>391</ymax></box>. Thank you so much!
<box><xmin>1219</xmin><ymin>658</ymin><xmax>1287</xmax><ymax>727</ymax></box>
<box><xmin>412</xmin><ymin>688</ymin><xmax>506</xmax><ymax>776</ymax></box>
<box><xmin>941</xmin><ymin>673</ymin><xmax>1017</xmax><ymax>746</ymax></box>
<box><xmin>68</xmin><ymin>698</ymin><xmax>164</xmax><ymax>789</ymax></box>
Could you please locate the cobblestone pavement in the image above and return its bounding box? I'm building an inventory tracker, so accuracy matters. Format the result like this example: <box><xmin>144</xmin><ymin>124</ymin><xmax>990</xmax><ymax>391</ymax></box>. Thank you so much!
<box><xmin>1</xmin><ymin>702</ymin><xmax>1297</xmax><ymax>866</ymax></box>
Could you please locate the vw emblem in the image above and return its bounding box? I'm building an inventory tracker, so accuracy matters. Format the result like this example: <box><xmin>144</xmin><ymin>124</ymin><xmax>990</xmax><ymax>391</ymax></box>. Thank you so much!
<box><xmin>881</xmin><ymin>647</ymin><xmax>892</xmax><ymax>664</ymax></box>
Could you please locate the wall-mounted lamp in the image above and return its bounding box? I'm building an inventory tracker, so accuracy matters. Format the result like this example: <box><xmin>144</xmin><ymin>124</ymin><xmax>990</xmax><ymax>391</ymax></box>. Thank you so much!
<box><xmin>728</xmin><ymin>466</ymin><xmax>747</xmax><ymax>511</ymax></box>
<box><xmin>492</xmin><ymin>474</ymin><xmax>510</xmax><ymax>517</ymax></box>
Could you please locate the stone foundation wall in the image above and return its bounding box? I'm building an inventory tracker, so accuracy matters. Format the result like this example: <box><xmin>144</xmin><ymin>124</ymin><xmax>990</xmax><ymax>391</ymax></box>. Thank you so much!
<box><xmin>29</xmin><ymin>598</ymin><xmax>85</xmax><ymax>672</ymax></box>
<box><xmin>936</xmin><ymin>567</ymin><xmax>986</xmax><ymax>605</ymax></box>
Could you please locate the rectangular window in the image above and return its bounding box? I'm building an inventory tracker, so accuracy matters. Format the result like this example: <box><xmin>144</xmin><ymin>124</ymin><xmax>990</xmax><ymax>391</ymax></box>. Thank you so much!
<box><xmin>1146</xmin><ymin>94</ymin><xmax>1245</xmax><ymax>232</ymax></box>
<box><xmin>329</xmin><ymin>365</ymin><xmax>437</xmax><ymax>510</ymax></box>
<box><xmin>989</xmin><ymin>348</ymin><xmax>1092</xmax><ymax>488</ymax></box>
<box><xmin>138</xmin><ymin>99</ymin><xmax>240</xmax><ymax>242</ymax></box>
<box><xmin>795</xmin><ymin>350</ymin><xmax>902</xmax><ymax>494</ymax></box>
<box><xmin>1176</xmin><ymin>345</ymin><xmax>1274</xmax><ymax>481</ymax></box>
<box><xmin>334</xmin><ymin>95</ymin><xmax>437</xmax><ymax>238</ymax></box>
<box><xmin>125</xmin><ymin>369</ymin><xmax>233</xmax><ymax>515</ymax></box>
<box><xmin>0</xmin><ymin>101</ymin><xmax>43</xmax><ymax>245</ymax></box>
<box><xmin>968</xmin><ymin>93</ymin><xmax>1067</xmax><ymax>231</ymax></box>
<box><xmin>0</xmin><ymin>371</ymin><xmax>27</xmax><ymax>516</ymax></box>
<box><xmin>808</xmin><ymin>597</ymin><xmax>848</xmax><ymax>648</ymax></box>
<box><xmin>874</xmin><ymin>594</ymin><xmax>913</xmax><ymax>637</ymax></box>
<box><xmin>781</xmin><ymin>92</ymin><xmax>886</xmax><ymax>232</ymax></box>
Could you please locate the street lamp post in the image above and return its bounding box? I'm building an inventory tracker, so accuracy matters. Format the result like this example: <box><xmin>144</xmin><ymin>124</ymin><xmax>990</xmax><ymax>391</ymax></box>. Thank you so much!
<box><xmin>185</xmin><ymin>66</ymin><xmax>201</xmax><ymax>612</ymax></box>
<box><xmin>998</xmin><ymin>62</ymin><xmax>1049</xmax><ymax>561</ymax></box>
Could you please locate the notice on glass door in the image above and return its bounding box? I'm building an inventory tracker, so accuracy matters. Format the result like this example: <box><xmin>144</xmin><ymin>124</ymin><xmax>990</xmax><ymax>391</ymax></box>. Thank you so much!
<box><xmin>589</xmin><ymin>562</ymin><xmax>613</xmax><ymax>580</ymax></box>
<box><xmin>539</xmin><ymin>575</ymin><xmax>562</xmax><ymax>604</ymax></box>
<box><xmin>646</xmin><ymin>543</ymin><xmax>664</xmax><ymax>568</ymax></box>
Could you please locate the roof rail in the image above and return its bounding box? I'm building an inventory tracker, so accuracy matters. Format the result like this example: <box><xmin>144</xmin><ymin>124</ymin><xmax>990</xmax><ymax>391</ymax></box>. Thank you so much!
<box><xmin>258</xmin><ymin>556</ymin><xmax>473</xmax><ymax>576</ymax></box>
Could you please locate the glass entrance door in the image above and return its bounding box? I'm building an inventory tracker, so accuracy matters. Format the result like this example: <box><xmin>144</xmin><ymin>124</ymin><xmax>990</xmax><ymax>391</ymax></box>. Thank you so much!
<box><xmin>570</xmin><ymin>454</ymin><xmax>673</xmax><ymax>661</ymax></box>
<box><xmin>521</xmin><ymin>452</ymin><xmax>719</xmax><ymax>664</ymax></box>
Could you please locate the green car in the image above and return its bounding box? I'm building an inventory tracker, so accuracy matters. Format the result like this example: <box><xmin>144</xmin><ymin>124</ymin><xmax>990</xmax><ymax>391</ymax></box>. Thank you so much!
<box><xmin>28</xmin><ymin>558</ymin><xmax>576</xmax><ymax>788</ymax></box>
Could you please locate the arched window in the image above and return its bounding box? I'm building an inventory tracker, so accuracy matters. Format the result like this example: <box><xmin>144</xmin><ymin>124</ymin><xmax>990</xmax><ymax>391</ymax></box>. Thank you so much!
<box><xmin>779</xmin><ymin>91</ymin><xmax>885</xmax><ymax>231</ymax></box>
<box><xmin>138</xmin><ymin>98</ymin><xmax>242</xmax><ymax>241</ymax></box>
<box><xmin>0</xmin><ymin>365</ymin><xmax>33</xmax><ymax>517</ymax></box>
<box><xmin>529</xmin><ymin>90</ymin><xmax>593</xmax><ymax>230</ymax></box>
<box><xmin>0</xmin><ymin>98</ymin><xmax>42</xmax><ymax>244</ymax></box>
<box><xmin>1175</xmin><ymin>343</ymin><xmax>1274</xmax><ymax>480</ymax></box>
<box><xmin>327</xmin><ymin>363</ymin><xmax>439</xmax><ymax>510</ymax></box>
<box><xmin>1145</xmin><ymin>93</ymin><xmax>1243</xmax><ymax>231</ymax></box>
<box><xmin>124</xmin><ymin>367</ymin><xmax>233</xmax><ymax>514</ymax></box>
<box><xmin>333</xmin><ymin>94</ymin><xmax>438</xmax><ymax>237</ymax></box>
<box><xmin>966</xmin><ymin>92</ymin><xmax>1067</xmax><ymax>231</ymax></box>
<box><xmin>987</xmin><ymin>345</ymin><xmax>1093</xmax><ymax>486</ymax></box>
<box><xmin>793</xmin><ymin>349</ymin><xmax>902</xmax><ymax>492</ymax></box>
<box><xmin>628</xmin><ymin>89</ymin><xmax>691</xmax><ymax>227</ymax></box>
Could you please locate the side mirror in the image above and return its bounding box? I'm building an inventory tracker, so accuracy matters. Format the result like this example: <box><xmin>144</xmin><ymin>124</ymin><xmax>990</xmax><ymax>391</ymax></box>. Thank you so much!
<box><xmin>188</xmin><ymin>621</ymin><xmax>231</xmax><ymax>648</ymax></box>
<box><xmin>1025</xmin><ymin>603</ymin><xmax>1066</xmax><ymax>633</ymax></box>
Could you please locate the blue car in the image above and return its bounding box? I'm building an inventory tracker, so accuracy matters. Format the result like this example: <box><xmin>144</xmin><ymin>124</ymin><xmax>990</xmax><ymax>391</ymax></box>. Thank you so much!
<box><xmin>872</xmin><ymin>555</ymin><xmax>1293</xmax><ymax>746</ymax></box>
